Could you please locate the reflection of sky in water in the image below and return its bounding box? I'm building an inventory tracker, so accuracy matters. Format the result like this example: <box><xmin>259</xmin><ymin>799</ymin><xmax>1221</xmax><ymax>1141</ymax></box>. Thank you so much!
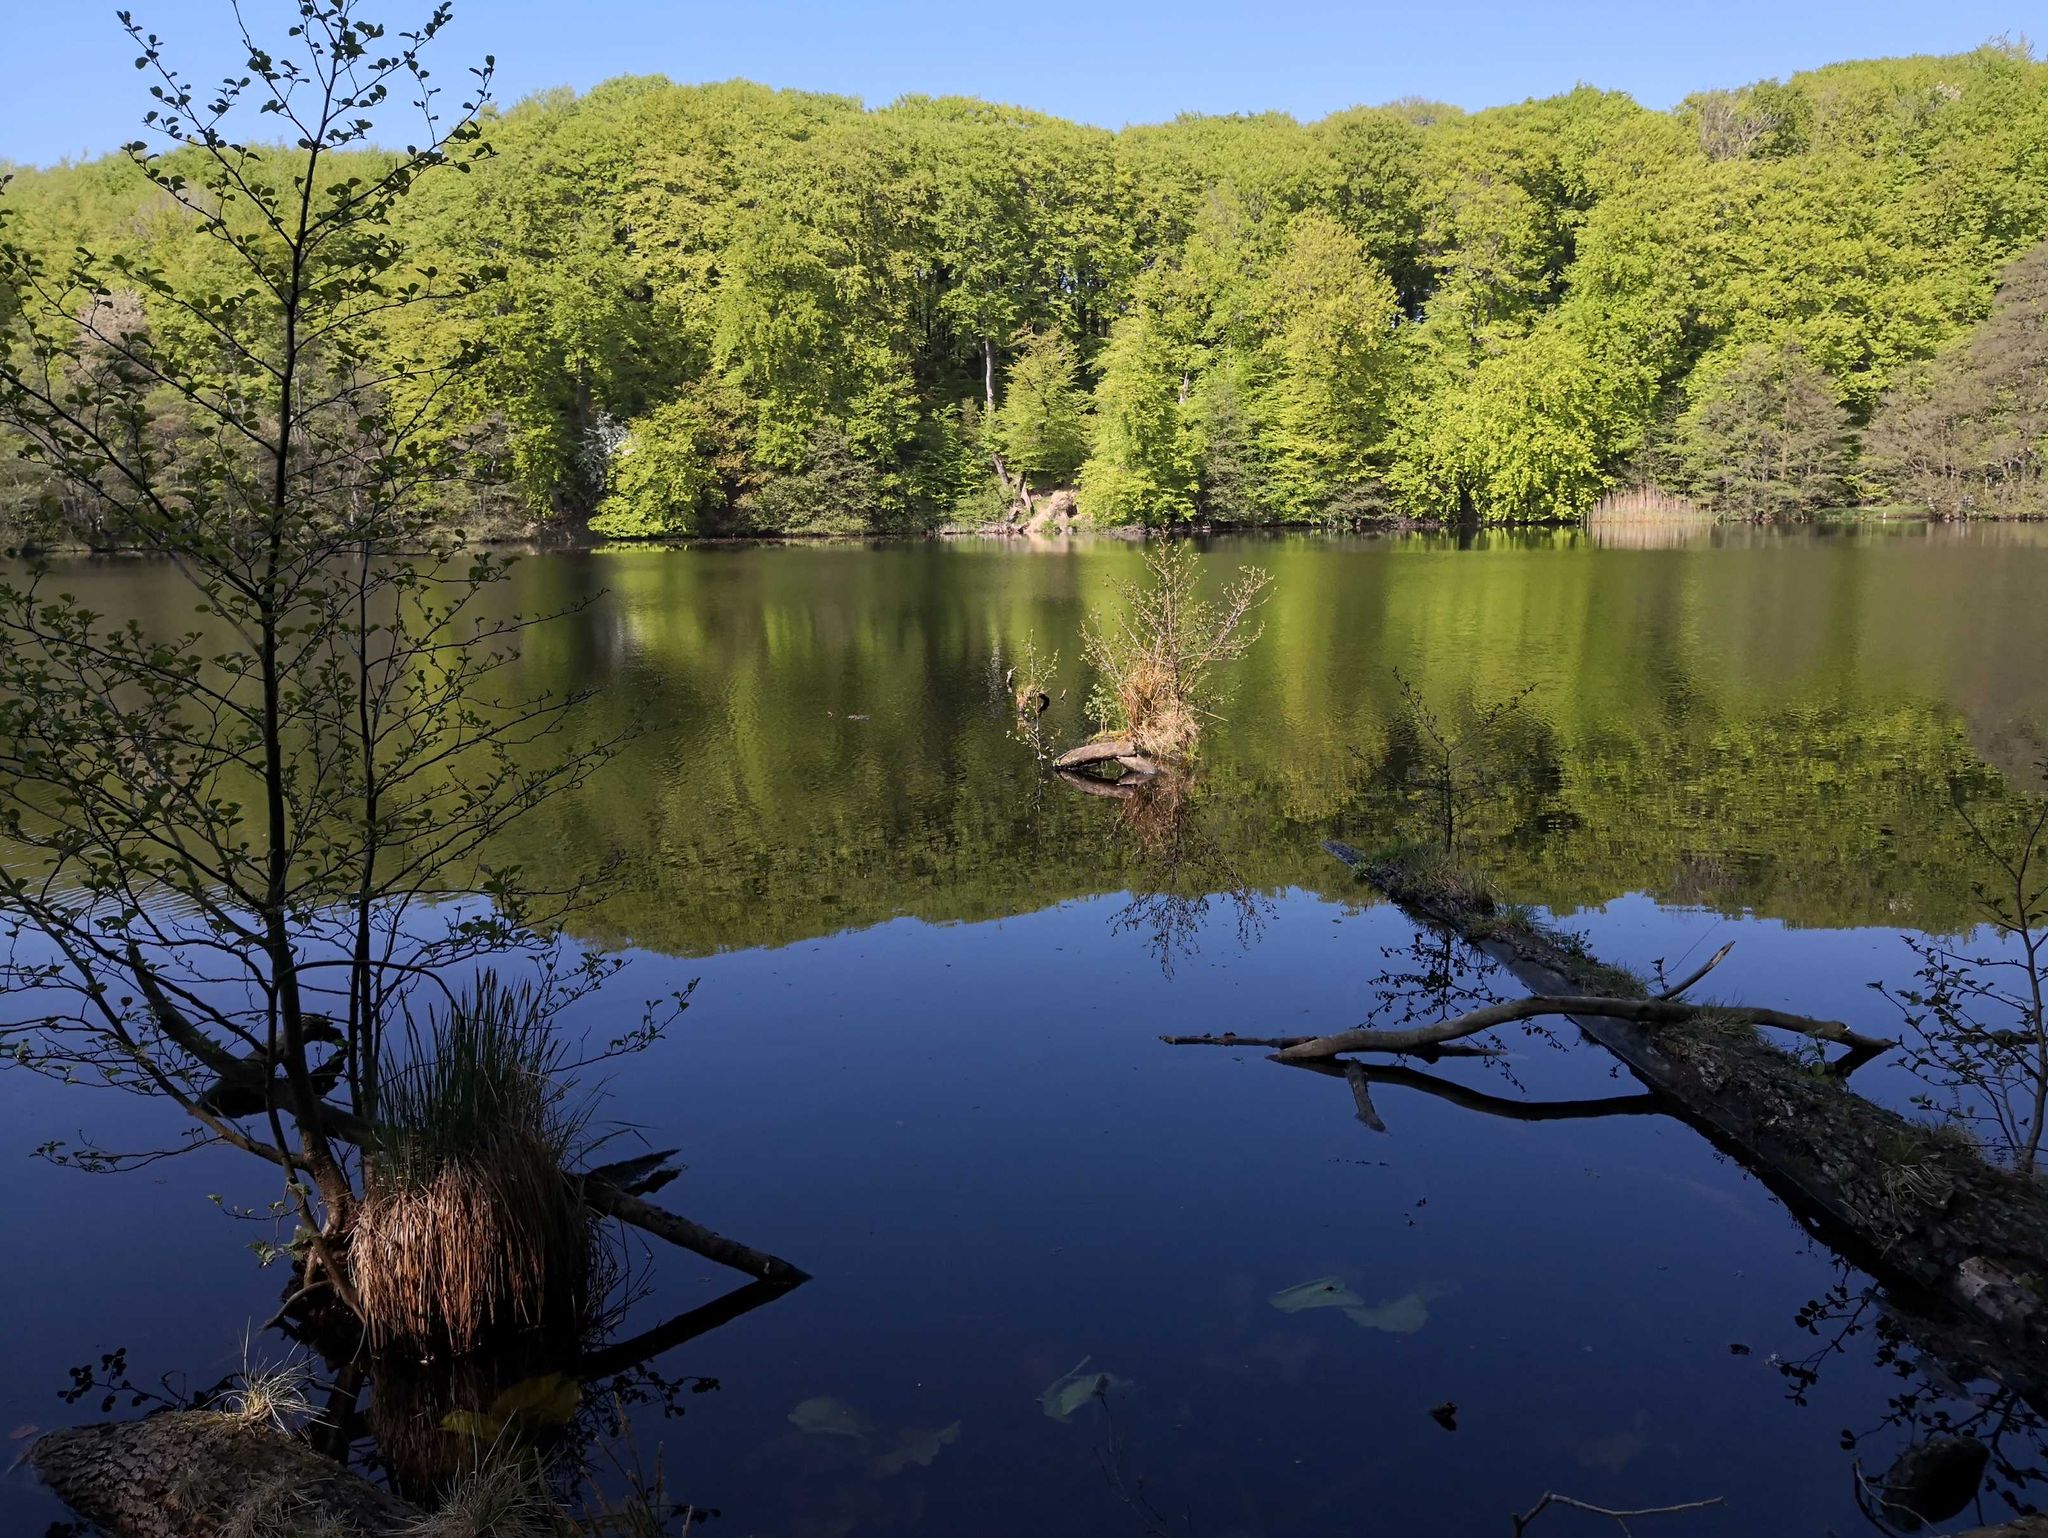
<box><xmin>5</xmin><ymin>884</ymin><xmax>2032</xmax><ymax>1533</ymax></box>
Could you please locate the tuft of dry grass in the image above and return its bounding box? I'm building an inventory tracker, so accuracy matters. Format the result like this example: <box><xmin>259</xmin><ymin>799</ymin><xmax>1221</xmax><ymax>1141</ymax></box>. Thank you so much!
<box><xmin>221</xmin><ymin>1345</ymin><xmax>313</xmax><ymax>1432</ymax></box>
<box><xmin>353</xmin><ymin>1161</ymin><xmax>588</xmax><ymax>1354</ymax></box>
<box><xmin>401</xmin><ymin>1454</ymin><xmax>568</xmax><ymax>1538</ymax></box>
<box><xmin>351</xmin><ymin>974</ymin><xmax>592</xmax><ymax>1354</ymax></box>
<box><xmin>214</xmin><ymin>1478</ymin><xmax>358</xmax><ymax>1538</ymax></box>
<box><xmin>1083</xmin><ymin>541</ymin><xmax>1270</xmax><ymax>765</ymax></box>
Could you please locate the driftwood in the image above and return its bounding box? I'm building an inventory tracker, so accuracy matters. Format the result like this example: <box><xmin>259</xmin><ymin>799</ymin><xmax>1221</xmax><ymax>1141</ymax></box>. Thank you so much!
<box><xmin>32</xmin><ymin>1412</ymin><xmax>420</xmax><ymax>1538</ymax></box>
<box><xmin>1324</xmin><ymin>840</ymin><xmax>2048</xmax><ymax>1405</ymax></box>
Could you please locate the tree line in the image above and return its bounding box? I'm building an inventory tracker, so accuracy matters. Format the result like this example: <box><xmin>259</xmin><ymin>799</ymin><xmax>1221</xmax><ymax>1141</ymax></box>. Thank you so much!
<box><xmin>4</xmin><ymin>40</ymin><xmax>2047</xmax><ymax>541</ymax></box>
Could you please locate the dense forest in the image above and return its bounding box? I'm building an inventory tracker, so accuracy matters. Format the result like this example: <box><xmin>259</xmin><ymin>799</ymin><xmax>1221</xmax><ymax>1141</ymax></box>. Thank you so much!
<box><xmin>4</xmin><ymin>42</ymin><xmax>2048</xmax><ymax>541</ymax></box>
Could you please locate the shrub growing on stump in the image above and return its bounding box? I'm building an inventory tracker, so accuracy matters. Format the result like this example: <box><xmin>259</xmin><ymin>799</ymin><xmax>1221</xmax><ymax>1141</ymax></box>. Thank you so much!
<box><xmin>1083</xmin><ymin>541</ymin><xmax>1271</xmax><ymax>765</ymax></box>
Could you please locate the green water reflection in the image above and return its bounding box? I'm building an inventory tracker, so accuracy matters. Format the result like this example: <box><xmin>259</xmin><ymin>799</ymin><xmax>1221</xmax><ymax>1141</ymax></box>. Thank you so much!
<box><xmin>471</xmin><ymin>523</ymin><xmax>2048</xmax><ymax>953</ymax></box>
<box><xmin>24</xmin><ymin>523</ymin><xmax>2047</xmax><ymax>955</ymax></box>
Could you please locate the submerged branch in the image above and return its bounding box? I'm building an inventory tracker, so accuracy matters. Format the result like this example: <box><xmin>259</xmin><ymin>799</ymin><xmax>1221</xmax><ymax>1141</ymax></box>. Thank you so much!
<box><xmin>1277</xmin><ymin>1057</ymin><xmax>1663</xmax><ymax>1123</ymax></box>
<box><xmin>1512</xmin><ymin>1491</ymin><xmax>1725</xmax><ymax>1535</ymax></box>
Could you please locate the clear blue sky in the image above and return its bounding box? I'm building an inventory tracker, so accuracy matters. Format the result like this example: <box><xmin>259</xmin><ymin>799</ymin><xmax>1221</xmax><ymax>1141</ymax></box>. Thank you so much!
<box><xmin>2</xmin><ymin>0</ymin><xmax>2035</xmax><ymax>166</ymax></box>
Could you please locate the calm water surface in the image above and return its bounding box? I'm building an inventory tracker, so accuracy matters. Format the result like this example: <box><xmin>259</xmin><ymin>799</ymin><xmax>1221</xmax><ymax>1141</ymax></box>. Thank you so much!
<box><xmin>6</xmin><ymin>523</ymin><xmax>2048</xmax><ymax>1534</ymax></box>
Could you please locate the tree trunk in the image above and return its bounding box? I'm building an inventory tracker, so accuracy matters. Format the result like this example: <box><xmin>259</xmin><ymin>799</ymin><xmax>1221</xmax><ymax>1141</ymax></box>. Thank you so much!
<box><xmin>32</xmin><ymin>1413</ymin><xmax>420</xmax><ymax>1538</ymax></box>
<box><xmin>1326</xmin><ymin>840</ymin><xmax>2048</xmax><ymax>1407</ymax></box>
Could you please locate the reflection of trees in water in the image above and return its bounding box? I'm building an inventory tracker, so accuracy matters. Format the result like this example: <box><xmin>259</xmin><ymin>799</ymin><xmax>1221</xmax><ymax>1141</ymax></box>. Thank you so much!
<box><xmin>1267</xmin><ymin>996</ymin><xmax>2048</xmax><ymax>1535</ymax></box>
<box><xmin>1876</xmin><ymin>768</ymin><xmax>2048</xmax><ymax>1174</ymax></box>
<box><xmin>1783</xmin><ymin>1266</ymin><xmax>2048</xmax><ymax>1532</ymax></box>
<box><xmin>1061</xmin><ymin>768</ymin><xmax>1275</xmax><ymax>978</ymax></box>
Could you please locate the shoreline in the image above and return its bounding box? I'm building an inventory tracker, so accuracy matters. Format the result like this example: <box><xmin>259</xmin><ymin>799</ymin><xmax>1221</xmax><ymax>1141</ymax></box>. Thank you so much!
<box><xmin>8</xmin><ymin>506</ymin><xmax>2041</xmax><ymax>561</ymax></box>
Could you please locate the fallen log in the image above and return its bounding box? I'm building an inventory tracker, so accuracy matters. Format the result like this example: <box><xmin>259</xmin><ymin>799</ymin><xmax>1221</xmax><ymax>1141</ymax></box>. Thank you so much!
<box><xmin>1324</xmin><ymin>840</ymin><xmax>2048</xmax><ymax>1405</ymax></box>
<box><xmin>32</xmin><ymin>1412</ymin><xmax>420</xmax><ymax>1538</ymax></box>
<box><xmin>1054</xmin><ymin>737</ymin><xmax>1138</xmax><ymax>769</ymax></box>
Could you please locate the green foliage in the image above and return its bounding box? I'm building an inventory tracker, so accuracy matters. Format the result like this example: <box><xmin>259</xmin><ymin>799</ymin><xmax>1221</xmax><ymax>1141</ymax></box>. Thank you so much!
<box><xmin>741</xmin><ymin>423</ymin><xmax>893</xmax><ymax>534</ymax></box>
<box><xmin>1250</xmin><ymin>212</ymin><xmax>1402</xmax><ymax>517</ymax></box>
<box><xmin>1676</xmin><ymin>342</ymin><xmax>1853</xmax><ymax>516</ymax></box>
<box><xmin>1390</xmin><ymin>324</ymin><xmax>1620</xmax><ymax>519</ymax></box>
<box><xmin>7</xmin><ymin>43</ymin><xmax>2048</xmax><ymax>536</ymax></box>
<box><xmin>995</xmin><ymin>329</ymin><xmax>1090</xmax><ymax>489</ymax></box>
<box><xmin>1080</xmin><ymin>303</ymin><xmax>1195</xmax><ymax>525</ymax></box>
<box><xmin>1865</xmin><ymin>242</ymin><xmax>2048</xmax><ymax>516</ymax></box>
<box><xmin>589</xmin><ymin>385</ymin><xmax>749</xmax><ymax>538</ymax></box>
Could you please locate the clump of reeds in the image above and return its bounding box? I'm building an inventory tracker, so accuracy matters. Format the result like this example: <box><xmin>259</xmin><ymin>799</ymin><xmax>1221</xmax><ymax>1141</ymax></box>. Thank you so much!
<box><xmin>1083</xmin><ymin>540</ymin><xmax>1271</xmax><ymax>764</ymax></box>
<box><xmin>351</xmin><ymin>974</ymin><xmax>592</xmax><ymax>1355</ymax></box>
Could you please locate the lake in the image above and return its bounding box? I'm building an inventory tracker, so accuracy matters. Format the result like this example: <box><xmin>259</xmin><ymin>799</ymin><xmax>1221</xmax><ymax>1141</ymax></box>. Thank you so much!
<box><xmin>6</xmin><ymin>522</ymin><xmax>2048</xmax><ymax>1534</ymax></box>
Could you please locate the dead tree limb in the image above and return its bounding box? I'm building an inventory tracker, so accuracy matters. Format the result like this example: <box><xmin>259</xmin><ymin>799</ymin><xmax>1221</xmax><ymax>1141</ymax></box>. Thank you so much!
<box><xmin>1658</xmin><ymin>941</ymin><xmax>1735</xmax><ymax>999</ymax></box>
<box><xmin>1512</xmin><ymin>1490</ymin><xmax>1724</xmax><ymax>1535</ymax></box>
<box><xmin>1344</xmin><ymin>1061</ymin><xmax>1387</xmax><ymax>1132</ymax></box>
<box><xmin>1323</xmin><ymin>838</ymin><xmax>2048</xmax><ymax>1406</ymax></box>
<box><xmin>581</xmin><ymin>1174</ymin><xmax>809</xmax><ymax>1286</ymax></box>
<box><xmin>1269</xmin><ymin>992</ymin><xmax>1893</xmax><ymax>1061</ymax></box>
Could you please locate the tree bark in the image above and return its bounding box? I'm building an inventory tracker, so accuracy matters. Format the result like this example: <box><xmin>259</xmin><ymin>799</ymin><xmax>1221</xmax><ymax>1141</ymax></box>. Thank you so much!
<box><xmin>32</xmin><ymin>1413</ymin><xmax>419</xmax><ymax>1538</ymax></box>
<box><xmin>1054</xmin><ymin>738</ymin><xmax>1138</xmax><ymax>769</ymax></box>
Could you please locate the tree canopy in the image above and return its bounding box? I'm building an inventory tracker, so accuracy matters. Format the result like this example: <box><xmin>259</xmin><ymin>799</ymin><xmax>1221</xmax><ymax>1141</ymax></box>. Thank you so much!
<box><xmin>6</xmin><ymin>41</ymin><xmax>2048</xmax><ymax>540</ymax></box>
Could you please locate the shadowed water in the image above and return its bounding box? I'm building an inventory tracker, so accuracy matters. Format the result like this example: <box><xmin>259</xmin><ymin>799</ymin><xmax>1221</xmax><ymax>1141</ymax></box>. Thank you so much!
<box><xmin>6</xmin><ymin>522</ymin><xmax>2048</xmax><ymax>1534</ymax></box>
